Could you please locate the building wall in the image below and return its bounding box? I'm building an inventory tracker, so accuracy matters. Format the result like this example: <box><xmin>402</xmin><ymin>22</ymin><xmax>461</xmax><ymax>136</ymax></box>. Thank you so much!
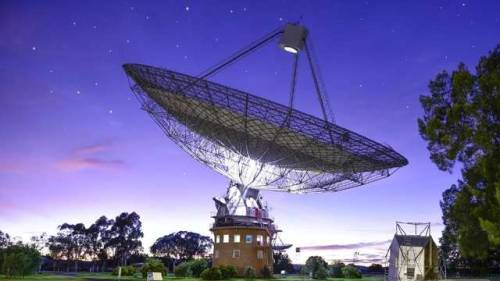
<box><xmin>388</xmin><ymin>243</ymin><xmax>426</xmax><ymax>281</ymax></box>
<box><xmin>388</xmin><ymin>239</ymin><xmax>399</xmax><ymax>281</ymax></box>
<box><xmin>212</xmin><ymin>226</ymin><xmax>273</xmax><ymax>276</ymax></box>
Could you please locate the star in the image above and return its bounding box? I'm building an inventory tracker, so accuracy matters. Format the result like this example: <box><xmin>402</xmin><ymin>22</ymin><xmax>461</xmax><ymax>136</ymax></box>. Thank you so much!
<box><xmin>359</xmin><ymin>84</ymin><xmax>363</xmax><ymax>88</ymax></box>
<box><xmin>108</xmin><ymin>49</ymin><xmax>113</xmax><ymax>54</ymax></box>
<box><xmin>72</xmin><ymin>21</ymin><xmax>77</xmax><ymax>26</ymax></box>
<box><xmin>184</xmin><ymin>55</ymin><xmax>188</xmax><ymax>60</ymax></box>
<box><xmin>108</xmin><ymin>109</ymin><xmax>113</xmax><ymax>114</ymax></box>
<box><xmin>76</xmin><ymin>90</ymin><xmax>81</xmax><ymax>95</ymax></box>
<box><xmin>243</xmin><ymin>7</ymin><xmax>247</xmax><ymax>12</ymax></box>
<box><xmin>31</xmin><ymin>46</ymin><xmax>37</xmax><ymax>51</ymax></box>
<box><xmin>92</xmin><ymin>25</ymin><xmax>97</xmax><ymax>29</ymax></box>
<box><xmin>461</xmin><ymin>2</ymin><xmax>466</xmax><ymax>7</ymax></box>
<box><xmin>145</xmin><ymin>15</ymin><xmax>151</xmax><ymax>20</ymax></box>
<box><xmin>229</xmin><ymin>9</ymin><xmax>234</xmax><ymax>14</ymax></box>
<box><xmin>279</xmin><ymin>17</ymin><xmax>283</xmax><ymax>22</ymax></box>
<box><xmin>126</xmin><ymin>39</ymin><xmax>130</xmax><ymax>44</ymax></box>
<box><xmin>175</xmin><ymin>43</ymin><xmax>180</xmax><ymax>48</ymax></box>
<box><xmin>185</xmin><ymin>6</ymin><xmax>190</xmax><ymax>12</ymax></box>
<box><xmin>130</xmin><ymin>6</ymin><xmax>135</xmax><ymax>11</ymax></box>
<box><xmin>94</xmin><ymin>82</ymin><xmax>99</xmax><ymax>86</ymax></box>
<box><xmin>50</xmin><ymin>90</ymin><xmax>55</xmax><ymax>94</ymax></box>
<box><xmin>49</xmin><ymin>69</ymin><xmax>54</xmax><ymax>73</ymax></box>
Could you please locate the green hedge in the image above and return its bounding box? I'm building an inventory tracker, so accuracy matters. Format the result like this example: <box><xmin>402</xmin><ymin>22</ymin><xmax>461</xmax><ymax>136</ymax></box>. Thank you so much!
<box><xmin>201</xmin><ymin>267</ymin><xmax>222</xmax><ymax>280</ymax></box>
<box><xmin>341</xmin><ymin>265</ymin><xmax>362</xmax><ymax>279</ymax></box>
<box><xmin>219</xmin><ymin>265</ymin><xmax>237</xmax><ymax>279</ymax></box>
<box><xmin>141</xmin><ymin>258</ymin><xmax>166</xmax><ymax>278</ymax></box>
<box><xmin>112</xmin><ymin>266</ymin><xmax>136</xmax><ymax>276</ymax></box>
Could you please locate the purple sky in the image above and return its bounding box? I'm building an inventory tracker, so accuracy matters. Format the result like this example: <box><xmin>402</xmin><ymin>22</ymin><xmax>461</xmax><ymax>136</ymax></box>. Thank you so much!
<box><xmin>1</xmin><ymin>0</ymin><xmax>499</xmax><ymax>264</ymax></box>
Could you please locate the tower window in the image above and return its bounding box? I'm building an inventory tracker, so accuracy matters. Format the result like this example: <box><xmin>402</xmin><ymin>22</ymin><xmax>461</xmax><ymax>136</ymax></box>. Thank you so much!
<box><xmin>223</xmin><ymin>234</ymin><xmax>229</xmax><ymax>243</ymax></box>
<box><xmin>234</xmin><ymin>234</ymin><xmax>240</xmax><ymax>243</ymax></box>
<box><xmin>257</xmin><ymin>250</ymin><xmax>264</xmax><ymax>259</ymax></box>
<box><xmin>256</xmin><ymin>235</ymin><xmax>263</xmax><ymax>245</ymax></box>
<box><xmin>233</xmin><ymin>249</ymin><xmax>240</xmax><ymax>258</ymax></box>
<box><xmin>216</xmin><ymin>235</ymin><xmax>220</xmax><ymax>243</ymax></box>
<box><xmin>245</xmin><ymin>234</ymin><xmax>253</xmax><ymax>243</ymax></box>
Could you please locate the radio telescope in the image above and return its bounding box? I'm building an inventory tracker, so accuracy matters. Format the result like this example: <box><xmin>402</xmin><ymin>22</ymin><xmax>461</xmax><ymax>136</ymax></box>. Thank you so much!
<box><xmin>124</xmin><ymin>24</ymin><xmax>407</xmax><ymax>194</ymax></box>
<box><xmin>124</xmin><ymin>23</ymin><xmax>407</xmax><ymax>274</ymax></box>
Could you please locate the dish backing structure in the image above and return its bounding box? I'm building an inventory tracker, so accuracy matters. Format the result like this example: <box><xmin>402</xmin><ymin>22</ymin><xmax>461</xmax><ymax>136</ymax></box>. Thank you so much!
<box><xmin>124</xmin><ymin>23</ymin><xmax>408</xmax><ymax>274</ymax></box>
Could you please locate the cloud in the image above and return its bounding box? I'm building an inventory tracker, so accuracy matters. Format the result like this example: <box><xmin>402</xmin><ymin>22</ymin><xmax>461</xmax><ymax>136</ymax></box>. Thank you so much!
<box><xmin>73</xmin><ymin>143</ymin><xmax>110</xmax><ymax>155</ymax></box>
<box><xmin>56</xmin><ymin>141</ymin><xmax>125</xmax><ymax>172</ymax></box>
<box><xmin>0</xmin><ymin>163</ymin><xmax>26</xmax><ymax>173</ymax></box>
<box><xmin>57</xmin><ymin>158</ymin><xmax>125</xmax><ymax>172</ymax></box>
<box><xmin>298</xmin><ymin>240</ymin><xmax>391</xmax><ymax>251</ymax></box>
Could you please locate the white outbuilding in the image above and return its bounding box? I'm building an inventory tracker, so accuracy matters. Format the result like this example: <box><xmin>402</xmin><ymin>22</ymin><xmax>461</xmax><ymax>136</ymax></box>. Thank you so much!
<box><xmin>387</xmin><ymin>222</ymin><xmax>439</xmax><ymax>281</ymax></box>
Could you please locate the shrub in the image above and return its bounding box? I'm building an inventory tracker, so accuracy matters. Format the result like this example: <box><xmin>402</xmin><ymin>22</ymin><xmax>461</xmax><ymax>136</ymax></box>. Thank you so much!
<box><xmin>341</xmin><ymin>265</ymin><xmax>361</xmax><ymax>279</ymax></box>
<box><xmin>315</xmin><ymin>266</ymin><xmax>328</xmax><ymax>280</ymax></box>
<box><xmin>113</xmin><ymin>266</ymin><xmax>136</xmax><ymax>276</ymax></box>
<box><xmin>141</xmin><ymin>258</ymin><xmax>166</xmax><ymax>278</ymax></box>
<box><xmin>244</xmin><ymin>266</ymin><xmax>256</xmax><ymax>280</ymax></box>
<box><xmin>260</xmin><ymin>265</ymin><xmax>273</xmax><ymax>278</ymax></box>
<box><xmin>190</xmin><ymin>259</ymin><xmax>209</xmax><ymax>277</ymax></box>
<box><xmin>329</xmin><ymin>262</ymin><xmax>345</xmax><ymax>278</ymax></box>
<box><xmin>201</xmin><ymin>267</ymin><xmax>222</xmax><ymax>280</ymax></box>
<box><xmin>175</xmin><ymin>262</ymin><xmax>192</xmax><ymax>277</ymax></box>
<box><xmin>219</xmin><ymin>265</ymin><xmax>237</xmax><ymax>279</ymax></box>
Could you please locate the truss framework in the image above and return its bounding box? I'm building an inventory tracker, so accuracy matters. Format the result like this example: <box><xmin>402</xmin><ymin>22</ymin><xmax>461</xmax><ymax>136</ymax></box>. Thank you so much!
<box><xmin>124</xmin><ymin>64</ymin><xmax>407</xmax><ymax>193</ymax></box>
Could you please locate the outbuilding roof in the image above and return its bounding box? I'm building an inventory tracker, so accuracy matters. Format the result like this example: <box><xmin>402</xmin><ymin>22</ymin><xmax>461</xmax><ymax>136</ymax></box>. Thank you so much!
<box><xmin>394</xmin><ymin>235</ymin><xmax>431</xmax><ymax>247</ymax></box>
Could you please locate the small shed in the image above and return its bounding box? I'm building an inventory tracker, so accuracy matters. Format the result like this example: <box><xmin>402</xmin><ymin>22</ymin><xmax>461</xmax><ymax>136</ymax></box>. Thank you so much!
<box><xmin>387</xmin><ymin>223</ymin><xmax>439</xmax><ymax>281</ymax></box>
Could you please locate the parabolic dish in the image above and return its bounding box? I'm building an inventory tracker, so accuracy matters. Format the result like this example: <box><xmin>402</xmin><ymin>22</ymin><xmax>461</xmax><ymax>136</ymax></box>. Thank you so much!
<box><xmin>124</xmin><ymin>63</ymin><xmax>408</xmax><ymax>193</ymax></box>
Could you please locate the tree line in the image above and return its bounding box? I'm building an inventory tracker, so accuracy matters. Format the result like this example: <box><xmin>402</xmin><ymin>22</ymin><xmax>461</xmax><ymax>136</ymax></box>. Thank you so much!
<box><xmin>45</xmin><ymin>211</ymin><xmax>143</xmax><ymax>272</ymax></box>
<box><xmin>418</xmin><ymin>45</ymin><xmax>500</xmax><ymax>274</ymax></box>
<box><xmin>1</xmin><ymin>212</ymin><xmax>217</xmax><ymax>274</ymax></box>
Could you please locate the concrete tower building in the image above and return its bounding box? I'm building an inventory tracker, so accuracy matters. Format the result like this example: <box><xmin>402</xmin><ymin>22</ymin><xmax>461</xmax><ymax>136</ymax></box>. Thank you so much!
<box><xmin>211</xmin><ymin>183</ymin><xmax>278</xmax><ymax>276</ymax></box>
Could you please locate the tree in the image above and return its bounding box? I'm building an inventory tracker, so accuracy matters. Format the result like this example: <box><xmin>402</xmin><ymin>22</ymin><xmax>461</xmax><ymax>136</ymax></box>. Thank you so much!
<box><xmin>87</xmin><ymin>216</ymin><xmax>113</xmax><ymax>271</ymax></box>
<box><xmin>0</xmin><ymin>243</ymin><xmax>41</xmax><ymax>277</ymax></box>
<box><xmin>273</xmin><ymin>252</ymin><xmax>294</xmax><ymax>274</ymax></box>
<box><xmin>367</xmin><ymin>263</ymin><xmax>383</xmax><ymax>274</ymax></box>
<box><xmin>47</xmin><ymin>223</ymin><xmax>89</xmax><ymax>272</ymax></box>
<box><xmin>0</xmin><ymin>230</ymin><xmax>11</xmax><ymax>248</ymax></box>
<box><xmin>106</xmin><ymin>212</ymin><xmax>144</xmax><ymax>266</ymax></box>
<box><xmin>439</xmin><ymin>184</ymin><xmax>461</xmax><ymax>269</ymax></box>
<box><xmin>303</xmin><ymin>256</ymin><xmax>328</xmax><ymax>279</ymax></box>
<box><xmin>329</xmin><ymin>261</ymin><xmax>345</xmax><ymax>277</ymax></box>
<box><xmin>151</xmin><ymin>231</ymin><xmax>212</xmax><ymax>262</ymax></box>
<box><xmin>418</xmin><ymin>45</ymin><xmax>500</xmax><ymax>259</ymax></box>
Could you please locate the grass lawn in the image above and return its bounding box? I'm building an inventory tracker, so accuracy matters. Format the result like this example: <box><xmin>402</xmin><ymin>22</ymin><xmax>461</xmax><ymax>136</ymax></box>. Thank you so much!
<box><xmin>0</xmin><ymin>273</ymin><xmax>385</xmax><ymax>281</ymax></box>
